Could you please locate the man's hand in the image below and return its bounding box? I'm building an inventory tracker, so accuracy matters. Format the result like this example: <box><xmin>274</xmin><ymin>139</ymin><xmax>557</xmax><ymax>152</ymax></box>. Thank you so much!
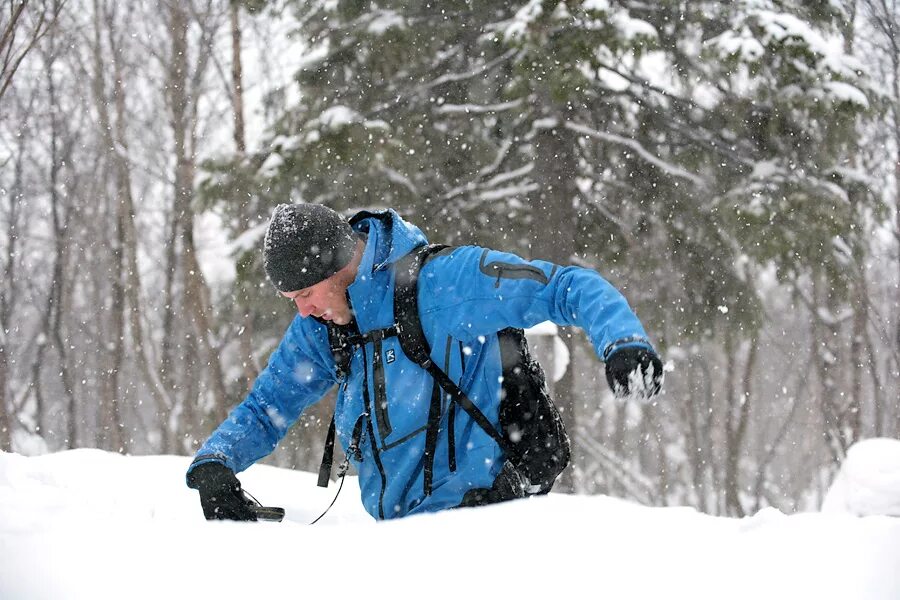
<box><xmin>605</xmin><ymin>346</ymin><xmax>663</xmax><ymax>399</ymax></box>
<box><xmin>186</xmin><ymin>462</ymin><xmax>257</xmax><ymax>521</ymax></box>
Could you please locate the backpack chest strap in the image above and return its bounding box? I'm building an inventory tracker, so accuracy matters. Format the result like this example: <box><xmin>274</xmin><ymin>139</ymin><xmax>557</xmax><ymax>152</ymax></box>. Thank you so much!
<box><xmin>343</xmin><ymin>324</ymin><xmax>399</xmax><ymax>348</ymax></box>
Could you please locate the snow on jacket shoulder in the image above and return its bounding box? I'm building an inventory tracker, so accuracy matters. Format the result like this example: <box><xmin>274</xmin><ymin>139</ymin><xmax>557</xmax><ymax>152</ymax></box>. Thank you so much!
<box><xmin>189</xmin><ymin>209</ymin><xmax>653</xmax><ymax>520</ymax></box>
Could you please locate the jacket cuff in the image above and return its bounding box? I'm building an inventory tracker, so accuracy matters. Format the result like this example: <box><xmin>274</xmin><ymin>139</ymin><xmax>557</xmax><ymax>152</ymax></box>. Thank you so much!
<box><xmin>602</xmin><ymin>336</ymin><xmax>654</xmax><ymax>362</ymax></box>
<box><xmin>185</xmin><ymin>453</ymin><xmax>228</xmax><ymax>486</ymax></box>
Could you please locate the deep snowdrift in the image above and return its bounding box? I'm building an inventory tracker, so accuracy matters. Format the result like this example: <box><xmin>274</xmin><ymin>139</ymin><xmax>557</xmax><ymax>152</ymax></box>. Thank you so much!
<box><xmin>1</xmin><ymin>448</ymin><xmax>898</xmax><ymax>600</ymax></box>
<box><xmin>823</xmin><ymin>438</ymin><xmax>900</xmax><ymax>517</ymax></box>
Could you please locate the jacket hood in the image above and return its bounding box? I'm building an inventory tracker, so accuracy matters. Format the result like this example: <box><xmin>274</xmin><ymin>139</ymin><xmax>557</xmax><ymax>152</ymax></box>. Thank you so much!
<box><xmin>350</xmin><ymin>209</ymin><xmax>428</xmax><ymax>273</ymax></box>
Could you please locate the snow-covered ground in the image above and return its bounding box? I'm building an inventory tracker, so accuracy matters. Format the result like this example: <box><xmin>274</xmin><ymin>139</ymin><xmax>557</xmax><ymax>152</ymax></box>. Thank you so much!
<box><xmin>1</xmin><ymin>447</ymin><xmax>899</xmax><ymax>600</ymax></box>
<box><xmin>823</xmin><ymin>438</ymin><xmax>900</xmax><ymax>517</ymax></box>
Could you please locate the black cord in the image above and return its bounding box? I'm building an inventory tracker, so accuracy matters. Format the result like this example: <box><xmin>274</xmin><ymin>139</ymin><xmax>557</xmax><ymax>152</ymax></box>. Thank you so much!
<box><xmin>309</xmin><ymin>459</ymin><xmax>349</xmax><ymax>525</ymax></box>
<box><xmin>242</xmin><ymin>489</ymin><xmax>263</xmax><ymax>507</ymax></box>
<box><xmin>240</xmin><ymin>460</ymin><xmax>348</xmax><ymax>525</ymax></box>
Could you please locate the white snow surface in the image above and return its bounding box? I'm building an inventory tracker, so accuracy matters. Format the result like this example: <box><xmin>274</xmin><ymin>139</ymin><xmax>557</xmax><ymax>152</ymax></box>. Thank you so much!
<box><xmin>2</xmin><ymin>448</ymin><xmax>899</xmax><ymax>599</ymax></box>
<box><xmin>822</xmin><ymin>438</ymin><xmax>900</xmax><ymax>517</ymax></box>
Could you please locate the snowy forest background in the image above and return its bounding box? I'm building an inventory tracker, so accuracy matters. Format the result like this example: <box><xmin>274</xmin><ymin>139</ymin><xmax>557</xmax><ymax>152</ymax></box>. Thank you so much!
<box><xmin>1</xmin><ymin>0</ymin><xmax>898</xmax><ymax>518</ymax></box>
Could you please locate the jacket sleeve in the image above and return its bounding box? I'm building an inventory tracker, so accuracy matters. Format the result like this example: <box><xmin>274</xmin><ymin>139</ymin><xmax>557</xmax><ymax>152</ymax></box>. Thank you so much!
<box><xmin>188</xmin><ymin>315</ymin><xmax>337</xmax><ymax>476</ymax></box>
<box><xmin>418</xmin><ymin>246</ymin><xmax>654</xmax><ymax>361</ymax></box>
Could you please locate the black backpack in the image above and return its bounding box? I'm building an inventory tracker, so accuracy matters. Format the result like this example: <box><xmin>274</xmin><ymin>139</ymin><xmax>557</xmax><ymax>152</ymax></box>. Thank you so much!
<box><xmin>317</xmin><ymin>244</ymin><xmax>570</xmax><ymax>500</ymax></box>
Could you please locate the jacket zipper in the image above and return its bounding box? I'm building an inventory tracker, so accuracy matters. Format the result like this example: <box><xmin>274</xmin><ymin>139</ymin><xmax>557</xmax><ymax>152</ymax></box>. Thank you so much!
<box><xmin>445</xmin><ymin>336</ymin><xmax>457</xmax><ymax>472</ymax></box>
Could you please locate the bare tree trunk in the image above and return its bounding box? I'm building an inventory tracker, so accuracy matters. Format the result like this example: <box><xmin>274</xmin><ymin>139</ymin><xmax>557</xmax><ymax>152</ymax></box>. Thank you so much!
<box><xmin>229</xmin><ymin>0</ymin><xmax>246</xmax><ymax>156</ymax></box>
<box><xmin>685</xmin><ymin>353</ymin><xmax>714</xmax><ymax>513</ymax></box>
<box><xmin>43</xmin><ymin>68</ymin><xmax>79</xmax><ymax>447</ymax></box>
<box><xmin>863</xmin><ymin>324</ymin><xmax>885</xmax><ymax>436</ymax></box>
<box><xmin>722</xmin><ymin>333</ymin><xmax>739</xmax><ymax>515</ymax></box>
<box><xmin>108</xmin><ymin>187</ymin><xmax>128</xmax><ymax>452</ymax></box>
<box><xmin>166</xmin><ymin>1</ymin><xmax>229</xmax><ymax>444</ymax></box>
<box><xmin>94</xmin><ymin>190</ymin><xmax>126</xmax><ymax>451</ymax></box>
<box><xmin>608</xmin><ymin>395</ymin><xmax>628</xmax><ymax>497</ymax></box>
<box><xmin>25</xmin><ymin>50</ymin><xmax>66</xmax><ymax>442</ymax></box>
<box><xmin>179</xmin><ymin>327</ymin><xmax>201</xmax><ymax>452</ymax></box>
<box><xmin>894</xmin><ymin>60</ymin><xmax>900</xmax><ymax>374</ymax></box>
<box><xmin>0</xmin><ymin>120</ymin><xmax>29</xmax><ymax>451</ymax></box>
<box><xmin>0</xmin><ymin>347</ymin><xmax>9</xmax><ymax>451</ymax></box>
<box><xmin>643</xmin><ymin>404</ymin><xmax>669</xmax><ymax>505</ymax></box>
<box><xmin>840</xmin><ymin>0</ymin><xmax>865</xmax><ymax>447</ymax></box>
<box><xmin>53</xmin><ymin>281</ymin><xmax>77</xmax><ymax>448</ymax></box>
<box><xmin>752</xmin><ymin>387</ymin><xmax>803</xmax><ymax>513</ymax></box>
<box><xmin>887</xmin><ymin>4</ymin><xmax>900</xmax><ymax>368</ymax></box>
<box><xmin>159</xmin><ymin>208</ymin><xmax>180</xmax><ymax>453</ymax></box>
<box><xmin>848</xmin><ymin>284</ymin><xmax>866</xmax><ymax>443</ymax></box>
<box><xmin>0</xmin><ymin>272</ymin><xmax>12</xmax><ymax>446</ymax></box>
<box><xmin>89</xmin><ymin>0</ymin><xmax>127</xmax><ymax>453</ymax></box>
<box><xmin>723</xmin><ymin>331</ymin><xmax>756</xmax><ymax>517</ymax></box>
<box><xmin>183</xmin><ymin>224</ymin><xmax>231</xmax><ymax>426</ymax></box>
<box><xmin>809</xmin><ymin>277</ymin><xmax>846</xmax><ymax>463</ymax></box>
<box><xmin>98</xmin><ymin>1</ymin><xmax>174</xmax><ymax>453</ymax></box>
<box><xmin>530</xmin><ymin>112</ymin><xmax>578</xmax><ymax>492</ymax></box>
<box><xmin>51</xmin><ymin>156</ymin><xmax>77</xmax><ymax>448</ymax></box>
<box><xmin>229</xmin><ymin>0</ymin><xmax>259</xmax><ymax>390</ymax></box>
<box><xmin>157</xmin><ymin>2</ymin><xmax>187</xmax><ymax>450</ymax></box>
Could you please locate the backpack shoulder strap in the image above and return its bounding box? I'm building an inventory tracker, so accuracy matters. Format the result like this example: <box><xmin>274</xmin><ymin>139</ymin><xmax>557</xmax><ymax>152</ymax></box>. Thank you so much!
<box><xmin>318</xmin><ymin>318</ymin><xmax>361</xmax><ymax>488</ymax></box>
<box><xmin>393</xmin><ymin>244</ymin><xmax>450</xmax><ymax>495</ymax></box>
<box><xmin>393</xmin><ymin>244</ymin><xmax>450</xmax><ymax>365</ymax></box>
<box><xmin>325</xmin><ymin>321</ymin><xmax>354</xmax><ymax>382</ymax></box>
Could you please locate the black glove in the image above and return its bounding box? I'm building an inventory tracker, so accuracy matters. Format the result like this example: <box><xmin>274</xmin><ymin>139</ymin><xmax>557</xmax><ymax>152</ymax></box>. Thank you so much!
<box><xmin>605</xmin><ymin>346</ymin><xmax>663</xmax><ymax>399</ymax></box>
<box><xmin>186</xmin><ymin>462</ymin><xmax>257</xmax><ymax>521</ymax></box>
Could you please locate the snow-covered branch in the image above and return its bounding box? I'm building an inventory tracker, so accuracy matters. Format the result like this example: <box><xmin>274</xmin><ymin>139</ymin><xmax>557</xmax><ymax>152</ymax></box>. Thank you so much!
<box><xmin>565</xmin><ymin>121</ymin><xmax>705</xmax><ymax>187</ymax></box>
<box><xmin>420</xmin><ymin>47</ymin><xmax>518</xmax><ymax>90</ymax></box>
<box><xmin>378</xmin><ymin>165</ymin><xmax>418</xmax><ymax>197</ymax></box>
<box><xmin>434</xmin><ymin>99</ymin><xmax>523</xmax><ymax>115</ymax></box>
<box><xmin>476</xmin><ymin>181</ymin><xmax>539</xmax><ymax>202</ymax></box>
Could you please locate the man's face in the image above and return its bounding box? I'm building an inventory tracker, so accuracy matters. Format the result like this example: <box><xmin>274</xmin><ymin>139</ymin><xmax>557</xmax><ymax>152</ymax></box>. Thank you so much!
<box><xmin>280</xmin><ymin>262</ymin><xmax>356</xmax><ymax>325</ymax></box>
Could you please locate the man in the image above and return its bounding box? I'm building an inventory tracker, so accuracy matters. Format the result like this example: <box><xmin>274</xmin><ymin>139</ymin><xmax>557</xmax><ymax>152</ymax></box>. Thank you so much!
<box><xmin>186</xmin><ymin>203</ymin><xmax>663</xmax><ymax>521</ymax></box>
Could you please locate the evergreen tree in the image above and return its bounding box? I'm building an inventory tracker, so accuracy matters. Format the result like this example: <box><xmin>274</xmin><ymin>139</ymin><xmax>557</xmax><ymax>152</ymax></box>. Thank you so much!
<box><xmin>205</xmin><ymin>0</ymin><xmax>871</xmax><ymax>333</ymax></box>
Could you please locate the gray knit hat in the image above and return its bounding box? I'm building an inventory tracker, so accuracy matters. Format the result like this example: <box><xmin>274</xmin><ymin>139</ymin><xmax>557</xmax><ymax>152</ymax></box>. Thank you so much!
<box><xmin>263</xmin><ymin>203</ymin><xmax>357</xmax><ymax>292</ymax></box>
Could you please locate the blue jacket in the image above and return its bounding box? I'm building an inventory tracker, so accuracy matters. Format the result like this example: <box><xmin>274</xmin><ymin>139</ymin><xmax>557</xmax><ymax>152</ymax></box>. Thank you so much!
<box><xmin>189</xmin><ymin>209</ymin><xmax>654</xmax><ymax>519</ymax></box>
